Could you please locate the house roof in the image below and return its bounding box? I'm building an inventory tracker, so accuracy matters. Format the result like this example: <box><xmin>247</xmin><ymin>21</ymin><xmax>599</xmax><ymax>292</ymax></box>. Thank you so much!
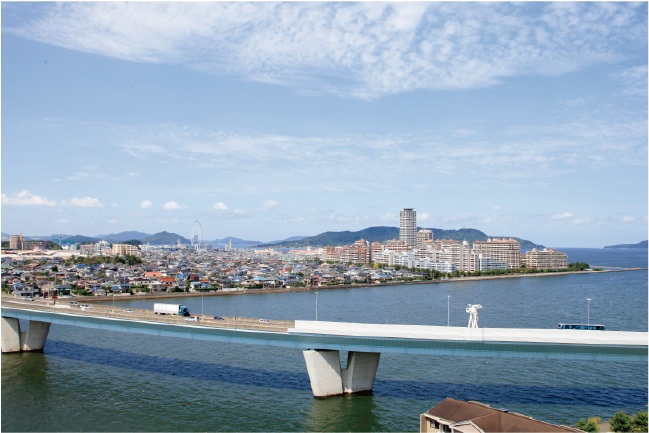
<box><xmin>425</xmin><ymin>398</ymin><xmax>580</xmax><ymax>433</ymax></box>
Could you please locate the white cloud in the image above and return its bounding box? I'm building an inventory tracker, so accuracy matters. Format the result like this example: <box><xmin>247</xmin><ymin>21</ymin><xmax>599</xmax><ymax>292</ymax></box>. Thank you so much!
<box><xmin>163</xmin><ymin>200</ymin><xmax>181</xmax><ymax>210</ymax></box>
<box><xmin>1</xmin><ymin>190</ymin><xmax>57</xmax><ymax>206</ymax></box>
<box><xmin>259</xmin><ymin>199</ymin><xmax>279</xmax><ymax>211</ymax></box>
<box><xmin>140</xmin><ymin>200</ymin><xmax>153</xmax><ymax>209</ymax></box>
<box><xmin>63</xmin><ymin>197</ymin><xmax>103</xmax><ymax>207</ymax></box>
<box><xmin>622</xmin><ymin>216</ymin><xmax>637</xmax><ymax>223</ymax></box>
<box><xmin>68</xmin><ymin>165</ymin><xmax>106</xmax><ymax>181</ymax></box>
<box><xmin>213</xmin><ymin>202</ymin><xmax>228</xmax><ymax>210</ymax></box>
<box><xmin>7</xmin><ymin>2</ymin><xmax>646</xmax><ymax>99</ymax></box>
<box><xmin>551</xmin><ymin>212</ymin><xmax>574</xmax><ymax>220</ymax></box>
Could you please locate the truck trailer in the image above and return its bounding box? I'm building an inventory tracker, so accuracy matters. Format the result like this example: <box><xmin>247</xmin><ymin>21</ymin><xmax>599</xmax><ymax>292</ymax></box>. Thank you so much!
<box><xmin>153</xmin><ymin>303</ymin><xmax>191</xmax><ymax>317</ymax></box>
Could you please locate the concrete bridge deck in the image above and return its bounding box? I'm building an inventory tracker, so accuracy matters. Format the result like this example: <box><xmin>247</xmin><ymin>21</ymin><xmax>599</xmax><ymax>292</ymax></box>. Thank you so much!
<box><xmin>2</xmin><ymin>297</ymin><xmax>646</xmax><ymax>359</ymax></box>
<box><xmin>2</xmin><ymin>296</ymin><xmax>647</xmax><ymax>397</ymax></box>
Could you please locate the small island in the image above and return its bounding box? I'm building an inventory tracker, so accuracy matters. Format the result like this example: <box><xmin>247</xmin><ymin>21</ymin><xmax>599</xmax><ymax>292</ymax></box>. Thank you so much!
<box><xmin>604</xmin><ymin>240</ymin><xmax>648</xmax><ymax>249</ymax></box>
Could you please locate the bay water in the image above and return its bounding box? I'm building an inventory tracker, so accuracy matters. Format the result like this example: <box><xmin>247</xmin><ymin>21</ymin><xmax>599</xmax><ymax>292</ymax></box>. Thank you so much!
<box><xmin>2</xmin><ymin>248</ymin><xmax>647</xmax><ymax>431</ymax></box>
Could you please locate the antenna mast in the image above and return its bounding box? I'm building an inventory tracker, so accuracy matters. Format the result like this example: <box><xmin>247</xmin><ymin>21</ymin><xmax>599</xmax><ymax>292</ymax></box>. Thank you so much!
<box><xmin>466</xmin><ymin>304</ymin><xmax>482</xmax><ymax>328</ymax></box>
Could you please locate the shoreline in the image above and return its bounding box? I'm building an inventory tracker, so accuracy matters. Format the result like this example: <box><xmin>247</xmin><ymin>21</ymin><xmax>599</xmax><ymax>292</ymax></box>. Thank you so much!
<box><xmin>74</xmin><ymin>267</ymin><xmax>646</xmax><ymax>303</ymax></box>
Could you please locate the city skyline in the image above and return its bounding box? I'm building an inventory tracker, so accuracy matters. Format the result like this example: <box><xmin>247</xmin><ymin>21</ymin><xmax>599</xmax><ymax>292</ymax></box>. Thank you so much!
<box><xmin>2</xmin><ymin>2</ymin><xmax>647</xmax><ymax>248</ymax></box>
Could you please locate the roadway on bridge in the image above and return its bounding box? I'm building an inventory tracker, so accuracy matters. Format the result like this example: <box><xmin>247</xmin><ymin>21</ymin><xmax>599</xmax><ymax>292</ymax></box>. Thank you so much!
<box><xmin>2</xmin><ymin>297</ymin><xmax>647</xmax><ymax>361</ymax></box>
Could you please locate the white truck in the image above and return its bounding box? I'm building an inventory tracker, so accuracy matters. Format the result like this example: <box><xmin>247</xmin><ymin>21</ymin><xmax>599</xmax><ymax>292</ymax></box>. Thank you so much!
<box><xmin>153</xmin><ymin>303</ymin><xmax>191</xmax><ymax>317</ymax></box>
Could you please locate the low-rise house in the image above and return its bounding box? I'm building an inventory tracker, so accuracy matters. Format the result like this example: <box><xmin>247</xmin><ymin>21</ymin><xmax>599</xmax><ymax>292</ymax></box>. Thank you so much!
<box><xmin>420</xmin><ymin>398</ymin><xmax>580</xmax><ymax>433</ymax></box>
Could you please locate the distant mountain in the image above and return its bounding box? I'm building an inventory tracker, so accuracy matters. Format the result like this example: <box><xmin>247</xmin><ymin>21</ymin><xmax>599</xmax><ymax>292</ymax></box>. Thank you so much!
<box><xmin>100</xmin><ymin>231</ymin><xmax>151</xmax><ymax>242</ymax></box>
<box><xmin>62</xmin><ymin>235</ymin><xmax>101</xmax><ymax>244</ymax></box>
<box><xmin>1</xmin><ymin>232</ymin><xmax>9</xmax><ymax>241</ymax></box>
<box><xmin>210</xmin><ymin>237</ymin><xmax>264</xmax><ymax>249</ymax></box>
<box><xmin>604</xmin><ymin>240</ymin><xmax>648</xmax><ymax>249</ymax></box>
<box><xmin>263</xmin><ymin>236</ymin><xmax>309</xmax><ymax>244</ymax></box>
<box><xmin>265</xmin><ymin>226</ymin><xmax>543</xmax><ymax>250</ymax></box>
<box><xmin>142</xmin><ymin>231</ymin><xmax>190</xmax><ymax>245</ymax></box>
<box><xmin>266</xmin><ymin>226</ymin><xmax>398</xmax><ymax>248</ymax></box>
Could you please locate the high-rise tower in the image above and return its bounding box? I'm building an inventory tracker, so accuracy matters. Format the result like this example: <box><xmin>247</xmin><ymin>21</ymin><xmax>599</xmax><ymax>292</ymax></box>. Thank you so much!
<box><xmin>399</xmin><ymin>208</ymin><xmax>416</xmax><ymax>248</ymax></box>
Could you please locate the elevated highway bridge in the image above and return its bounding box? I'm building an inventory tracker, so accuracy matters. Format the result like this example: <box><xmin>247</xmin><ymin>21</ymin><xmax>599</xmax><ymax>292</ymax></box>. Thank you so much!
<box><xmin>2</xmin><ymin>297</ymin><xmax>646</xmax><ymax>397</ymax></box>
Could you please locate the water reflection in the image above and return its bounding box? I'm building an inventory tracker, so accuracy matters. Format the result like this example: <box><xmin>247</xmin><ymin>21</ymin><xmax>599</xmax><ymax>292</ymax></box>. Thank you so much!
<box><xmin>305</xmin><ymin>394</ymin><xmax>384</xmax><ymax>432</ymax></box>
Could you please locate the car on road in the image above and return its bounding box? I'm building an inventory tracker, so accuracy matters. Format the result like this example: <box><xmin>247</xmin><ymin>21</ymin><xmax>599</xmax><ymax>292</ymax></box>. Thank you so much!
<box><xmin>185</xmin><ymin>316</ymin><xmax>200</xmax><ymax>321</ymax></box>
<box><xmin>213</xmin><ymin>316</ymin><xmax>225</xmax><ymax>321</ymax></box>
<box><xmin>259</xmin><ymin>319</ymin><xmax>270</xmax><ymax>324</ymax></box>
<box><xmin>123</xmin><ymin>309</ymin><xmax>133</xmax><ymax>313</ymax></box>
<box><xmin>69</xmin><ymin>301</ymin><xmax>80</xmax><ymax>307</ymax></box>
<box><xmin>80</xmin><ymin>304</ymin><xmax>90</xmax><ymax>309</ymax></box>
<box><xmin>25</xmin><ymin>296</ymin><xmax>35</xmax><ymax>301</ymax></box>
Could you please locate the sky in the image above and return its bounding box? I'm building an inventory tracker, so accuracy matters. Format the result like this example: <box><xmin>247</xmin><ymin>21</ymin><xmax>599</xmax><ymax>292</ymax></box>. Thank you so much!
<box><xmin>1</xmin><ymin>2</ymin><xmax>647</xmax><ymax>248</ymax></box>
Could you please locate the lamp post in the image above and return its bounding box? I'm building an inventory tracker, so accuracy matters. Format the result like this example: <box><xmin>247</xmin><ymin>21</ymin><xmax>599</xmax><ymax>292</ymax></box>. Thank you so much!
<box><xmin>587</xmin><ymin>298</ymin><xmax>591</xmax><ymax>328</ymax></box>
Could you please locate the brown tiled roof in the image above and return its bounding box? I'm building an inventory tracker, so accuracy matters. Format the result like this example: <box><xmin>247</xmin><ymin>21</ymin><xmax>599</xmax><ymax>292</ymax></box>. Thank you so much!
<box><xmin>426</xmin><ymin>398</ymin><xmax>580</xmax><ymax>432</ymax></box>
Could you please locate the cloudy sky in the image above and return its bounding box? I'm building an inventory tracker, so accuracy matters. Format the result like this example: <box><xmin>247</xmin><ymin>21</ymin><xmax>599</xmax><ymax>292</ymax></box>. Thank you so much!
<box><xmin>2</xmin><ymin>2</ymin><xmax>647</xmax><ymax>247</ymax></box>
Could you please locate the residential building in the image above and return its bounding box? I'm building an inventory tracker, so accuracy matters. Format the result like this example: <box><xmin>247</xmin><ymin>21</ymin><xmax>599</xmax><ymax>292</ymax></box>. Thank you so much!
<box><xmin>435</xmin><ymin>240</ymin><xmax>472</xmax><ymax>272</ymax></box>
<box><xmin>400</xmin><ymin>208</ymin><xmax>417</xmax><ymax>248</ymax></box>
<box><xmin>525</xmin><ymin>248</ymin><xmax>568</xmax><ymax>270</ymax></box>
<box><xmin>472</xmin><ymin>238</ymin><xmax>521</xmax><ymax>269</ymax></box>
<box><xmin>420</xmin><ymin>398</ymin><xmax>580</xmax><ymax>433</ymax></box>
<box><xmin>9</xmin><ymin>234</ymin><xmax>24</xmax><ymax>250</ymax></box>
<box><xmin>384</xmin><ymin>238</ymin><xmax>409</xmax><ymax>253</ymax></box>
<box><xmin>416</xmin><ymin>229</ymin><xmax>434</xmax><ymax>249</ymax></box>
<box><xmin>476</xmin><ymin>254</ymin><xmax>508</xmax><ymax>271</ymax></box>
<box><xmin>22</xmin><ymin>240</ymin><xmax>48</xmax><ymax>251</ymax></box>
<box><xmin>111</xmin><ymin>244</ymin><xmax>141</xmax><ymax>256</ymax></box>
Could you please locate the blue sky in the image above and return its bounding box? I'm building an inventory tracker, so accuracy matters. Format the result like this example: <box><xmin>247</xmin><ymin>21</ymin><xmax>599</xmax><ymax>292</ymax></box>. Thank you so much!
<box><xmin>1</xmin><ymin>2</ymin><xmax>647</xmax><ymax>248</ymax></box>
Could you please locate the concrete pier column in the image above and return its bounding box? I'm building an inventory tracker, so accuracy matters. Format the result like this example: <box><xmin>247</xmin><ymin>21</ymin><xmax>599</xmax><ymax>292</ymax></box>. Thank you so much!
<box><xmin>303</xmin><ymin>349</ymin><xmax>344</xmax><ymax>397</ymax></box>
<box><xmin>341</xmin><ymin>351</ymin><xmax>380</xmax><ymax>395</ymax></box>
<box><xmin>21</xmin><ymin>320</ymin><xmax>51</xmax><ymax>352</ymax></box>
<box><xmin>1</xmin><ymin>317</ymin><xmax>22</xmax><ymax>353</ymax></box>
<box><xmin>303</xmin><ymin>349</ymin><xmax>381</xmax><ymax>397</ymax></box>
<box><xmin>1</xmin><ymin>318</ymin><xmax>50</xmax><ymax>353</ymax></box>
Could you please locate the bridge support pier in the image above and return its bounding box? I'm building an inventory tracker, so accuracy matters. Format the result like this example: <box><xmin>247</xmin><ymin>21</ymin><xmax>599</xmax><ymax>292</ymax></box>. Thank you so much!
<box><xmin>1</xmin><ymin>317</ymin><xmax>50</xmax><ymax>353</ymax></box>
<box><xmin>303</xmin><ymin>349</ymin><xmax>380</xmax><ymax>397</ymax></box>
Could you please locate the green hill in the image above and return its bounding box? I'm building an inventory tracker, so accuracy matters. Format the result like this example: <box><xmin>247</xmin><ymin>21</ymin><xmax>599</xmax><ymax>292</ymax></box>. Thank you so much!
<box><xmin>142</xmin><ymin>231</ymin><xmax>190</xmax><ymax>245</ymax></box>
<box><xmin>604</xmin><ymin>240</ymin><xmax>648</xmax><ymax>249</ymax></box>
<box><xmin>61</xmin><ymin>235</ymin><xmax>101</xmax><ymax>245</ymax></box>
<box><xmin>266</xmin><ymin>226</ymin><xmax>543</xmax><ymax>250</ymax></box>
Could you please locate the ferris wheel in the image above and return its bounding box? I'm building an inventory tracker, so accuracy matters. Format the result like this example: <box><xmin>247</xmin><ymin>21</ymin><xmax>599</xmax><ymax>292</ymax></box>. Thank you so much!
<box><xmin>190</xmin><ymin>221</ymin><xmax>203</xmax><ymax>248</ymax></box>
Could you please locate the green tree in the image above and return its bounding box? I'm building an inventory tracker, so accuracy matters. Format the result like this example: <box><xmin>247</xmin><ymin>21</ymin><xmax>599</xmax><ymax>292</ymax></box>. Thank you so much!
<box><xmin>576</xmin><ymin>417</ymin><xmax>599</xmax><ymax>433</ymax></box>
<box><xmin>568</xmin><ymin>262</ymin><xmax>590</xmax><ymax>271</ymax></box>
<box><xmin>632</xmin><ymin>411</ymin><xmax>647</xmax><ymax>432</ymax></box>
<box><xmin>611</xmin><ymin>412</ymin><xmax>633</xmax><ymax>432</ymax></box>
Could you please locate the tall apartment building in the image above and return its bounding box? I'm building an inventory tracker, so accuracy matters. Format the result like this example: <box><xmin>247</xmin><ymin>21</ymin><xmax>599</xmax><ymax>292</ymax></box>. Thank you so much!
<box><xmin>472</xmin><ymin>238</ymin><xmax>521</xmax><ymax>269</ymax></box>
<box><xmin>399</xmin><ymin>208</ymin><xmax>417</xmax><ymax>248</ymax></box>
<box><xmin>9</xmin><ymin>233</ymin><xmax>24</xmax><ymax>250</ymax></box>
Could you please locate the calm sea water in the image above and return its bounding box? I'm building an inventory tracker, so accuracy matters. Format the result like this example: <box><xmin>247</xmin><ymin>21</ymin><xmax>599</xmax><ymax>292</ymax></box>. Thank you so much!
<box><xmin>2</xmin><ymin>248</ymin><xmax>647</xmax><ymax>432</ymax></box>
